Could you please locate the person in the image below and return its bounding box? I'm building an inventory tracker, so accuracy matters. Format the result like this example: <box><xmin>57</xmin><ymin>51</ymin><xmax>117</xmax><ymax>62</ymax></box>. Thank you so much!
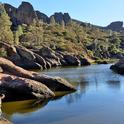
<box><xmin>0</xmin><ymin>93</ymin><xmax>5</xmax><ymax>120</ymax></box>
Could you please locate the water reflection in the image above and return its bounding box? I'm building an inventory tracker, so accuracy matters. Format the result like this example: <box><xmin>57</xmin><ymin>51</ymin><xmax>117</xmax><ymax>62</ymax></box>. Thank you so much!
<box><xmin>3</xmin><ymin>99</ymin><xmax>49</xmax><ymax>118</ymax></box>
<box><xmin>2</xmin><ymin>64</ymin><xmax>124</xmax><ymax>124</ymax></box>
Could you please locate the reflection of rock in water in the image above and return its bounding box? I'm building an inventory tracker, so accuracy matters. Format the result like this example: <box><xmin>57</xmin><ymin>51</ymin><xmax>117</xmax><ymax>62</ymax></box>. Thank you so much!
<box><xmin>2</xmin><ymin>99</ymin><xmax>49</xmax><ymax>119</ymax></box>
<box><xmin>65</xmin><ymin>79</ymin><xmax>89</xmax><ymax>104</ymax></box>
<box><xmin>107</xmin><ymin>80</ymin><xmax>120</xmax><ymax>89</ymax></box>
<box><xmin>106</xmin><ymin>74</ymin><xmax>121</xmax><ymax>89</ymax></box>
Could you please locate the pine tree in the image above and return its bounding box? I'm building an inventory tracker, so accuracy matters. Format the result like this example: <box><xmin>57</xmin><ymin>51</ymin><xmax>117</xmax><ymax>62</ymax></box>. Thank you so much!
<box><xmin>61</xmin><ymin>20</ymin><xmax>65</xmax><ymax>29</ymax></box>
<box><xmin>50</xmin><ymin>16</ymin><xmax>56</xmax><ymax>25</ymax></box>
<box><xmin>0</xmin><ymin>4</ymin><xmax>13</xmax><ymax>43</ymax></box>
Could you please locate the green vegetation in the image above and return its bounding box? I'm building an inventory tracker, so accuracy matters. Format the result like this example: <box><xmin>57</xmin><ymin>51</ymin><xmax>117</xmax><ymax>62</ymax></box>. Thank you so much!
<box><xmin>0</xmin><ymin>4</ymin><xmax>124</xmax><ymax>61</ymax></box>
<box><xmin>0</xmin><ymin>4</ymin><xmax>13</xmax><ymax>43</ymax></box>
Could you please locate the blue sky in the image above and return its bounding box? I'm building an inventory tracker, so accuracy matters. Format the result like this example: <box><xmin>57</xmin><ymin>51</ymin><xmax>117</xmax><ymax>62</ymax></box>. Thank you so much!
<box><xmin>1</xmin><ymin>0</ymin><xmax>124</xmax><ymax>26</ymax></box>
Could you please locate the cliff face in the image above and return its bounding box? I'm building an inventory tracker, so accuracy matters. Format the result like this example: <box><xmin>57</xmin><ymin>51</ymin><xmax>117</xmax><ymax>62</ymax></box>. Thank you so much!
<box><xmin>4</xmin><ymin>2</ymin><xmax>72</xmax><ymax>26</ymax></box>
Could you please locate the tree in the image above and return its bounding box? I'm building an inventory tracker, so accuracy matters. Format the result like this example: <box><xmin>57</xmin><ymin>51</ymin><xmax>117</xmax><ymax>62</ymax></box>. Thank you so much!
<box><xmin>60</xmin><ymin>20</ymin><xmax>65</xmax><ymax>29</ymax></box>
<box><xmin>14</xmin><ymin>25</ymin><xmax>23</xmax><ymax>44</ymax></box>
<box><xmin>0</xmin><ymin>4</ymin><xmax>13</xmax><ymax>43</ymax></box>
<box><xmin>50</xmin><ymin>16</ymin><xmax>56</xmax><ymax>25</ymax></box>
<box><xmin>20</xmin><ymin>20</ymin><xmax>43</xmax><ymax>46</ymax></box>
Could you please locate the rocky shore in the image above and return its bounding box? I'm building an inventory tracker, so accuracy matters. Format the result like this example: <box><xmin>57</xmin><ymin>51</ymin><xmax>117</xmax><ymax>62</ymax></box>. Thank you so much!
<box><xmin>0</xmin><ymin>42</ymin><xmax>91</xmax><ymax>70</ymax></box>
<box><xmin>0</xmin><ymin>57</ymin><xmax>76</xmax><ymax>101</ymax></box>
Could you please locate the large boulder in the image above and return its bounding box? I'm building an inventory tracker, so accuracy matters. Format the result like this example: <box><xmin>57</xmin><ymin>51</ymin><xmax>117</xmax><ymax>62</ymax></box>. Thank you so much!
<box><xmin>38</xmin><ymin>47</ymin><xmax>61</xmax><ymax>67</ymax></box>
<box><xmin>15</xmin><ymin>46</ymin><xmax>36</xmax><ymax>61</ymax></box>
<box><xmin>0</xmin><ymin>73</ymin><xmax>55</xmax><ymax>101</ymax></box>
<box><xmin>110</xmin><ymin>59</ymin><xmax>124</xmax><ymax>74</ymax></box>
<box><xmin>63</xmin><ymin>54</ymin><xmax>81</xmax><ymax>66</ymax></box>
<box><xmin>38</xmin><ymin>47</ymin><xmax>58</xmax><ymax>59</ymax></box>
<box><xmin>0</xmin><ymin>42</ymin><xmax>42</xmax><ymax>69</ymax></box>
<box><xmin>0</xmin><ymin>57</ymin><xmax>76</xmax><ymax>92</ymax></box>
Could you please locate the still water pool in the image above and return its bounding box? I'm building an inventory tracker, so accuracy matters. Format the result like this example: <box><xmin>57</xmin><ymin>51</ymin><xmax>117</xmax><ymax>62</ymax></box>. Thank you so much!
<box><xmin>3</xmin><ymin>64</ymin><xmax>124</xmax><ymax>124</ymax></box>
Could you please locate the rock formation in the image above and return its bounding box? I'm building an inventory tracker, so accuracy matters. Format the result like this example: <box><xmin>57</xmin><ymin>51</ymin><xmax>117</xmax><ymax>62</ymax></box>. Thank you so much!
<box><xmin>106</xmin><ymin>21</ymin><xmax>124</xmax><ymax>32</ymax></box>
<box><xmin>0</xmin><ymin>57</ymin><xmax>76</xmax><ymax>102</ymax></box>
<box><xmin>4</xmin><ymin>2</ymin><xmax>72</xmax><ymax>27</ymax></box>
<box><xmin>4</xmin><ymin>2</ymin><xmax>38</xmax><ymax>26</ymax></box>
<box><xmin>110</xmin><ymin>59</ymin><xmax>124</xmax><ymax>74</ymax></box>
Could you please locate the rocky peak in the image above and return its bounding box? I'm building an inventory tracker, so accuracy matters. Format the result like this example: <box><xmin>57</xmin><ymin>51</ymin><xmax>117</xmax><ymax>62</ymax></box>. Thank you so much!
<box><xmin>17</xmin><ymin>1</ymin><xmax>38</xmax><ymax>24</ymax></box>
<box><xmin>106</xmin><ymin>21</ymin><xmax>124</xmax><ymax>32</ymax></box>
<box><xmin>4</xmin><ymin>1</ymin><xmax>38</xmax><ymax>26</ymax></box>
<box><xmin>4</xmin><ymin>1</ymin><xmax>72</xmax><ymax>27</ymax></box>
<box><xmin>50</xmin><ymin>12</ymin><xmax>71</xmax><ymax>25</ymax></box>
<box><xmin>18</xmin><ymin>1</ymin><xmax>34</xmax><ymax>11</ymax></box>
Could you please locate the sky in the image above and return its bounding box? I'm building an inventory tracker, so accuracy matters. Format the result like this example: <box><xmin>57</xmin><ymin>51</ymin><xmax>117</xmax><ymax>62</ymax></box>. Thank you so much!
<box><xmin>1</xmin><ymin>0</ymin><xmax>124</xmax><ymax>26</ymax></box>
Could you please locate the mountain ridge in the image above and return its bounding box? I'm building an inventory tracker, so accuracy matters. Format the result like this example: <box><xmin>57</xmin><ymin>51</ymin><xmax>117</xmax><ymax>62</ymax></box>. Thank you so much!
<box><xmin>4</xmin><ymin>1</ymin><xmax>124</xmax><ymax>32</ymax></box>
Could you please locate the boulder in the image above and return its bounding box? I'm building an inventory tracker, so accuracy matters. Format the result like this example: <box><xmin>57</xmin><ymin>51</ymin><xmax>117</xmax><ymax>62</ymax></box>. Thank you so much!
<box><xmin>110</xmin><ymin>59</ymin><xmax>124</xmax><ymax>74</ymax></box>
<box><xmin>38</xmin><ymin>47</ymin><xmax>58</xmax><ymax>60</ymax></box>
<box><xmin>78</xmin><ymin>56</ymin><xmax>91</xmax><ymax>66</ymax></box>
<box><xmin>15</xmin><ymin>46</ymin><xmax>36</xmax><ymax>61</ymax></box>
<box><xmin>0</xmin><ymin>42</ymin><xmax>20</xmax><ymax>61</ymax></box>
<box><xmin>34</xmin><ymin>53</ymin><xmax>47</xmax><ymax>69</ymax></box>
<box><xmin>63</xmin><ymin>54</ymin><xmax>80</xmax><ymax>66</ymax></box>
<box><xmin>0</xmin><ymin>73</ymin><xmax>54</xmax><ymax>101</ymax></box>
<box><xmin>0</xmin><ymin>43</ymin><xmax>42</xmax><ymax>69</ymax></box>
<box><xmin>14</xmin><ymin>59</ymin><xmax>42</xmax><ymax>70</ymax></box>
<box><xmin>0</xmin><ymin>57</ymin><xmax>76</xmax><ymax>92</ymax></box>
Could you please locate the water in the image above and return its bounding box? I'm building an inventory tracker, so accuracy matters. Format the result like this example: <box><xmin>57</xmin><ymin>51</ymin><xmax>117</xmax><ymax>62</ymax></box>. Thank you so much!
<box><xmin>2</xmin><ymin>64</ymin><xmax>124</xmax><ymax>124</ymax></box>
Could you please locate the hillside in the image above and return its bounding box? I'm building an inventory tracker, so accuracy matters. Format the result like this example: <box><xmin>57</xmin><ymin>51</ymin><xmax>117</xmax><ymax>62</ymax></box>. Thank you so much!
<box><xmin>0</xmin><ymin>1</ymin><xmax>124</xmax><ymax>67</ymax></box>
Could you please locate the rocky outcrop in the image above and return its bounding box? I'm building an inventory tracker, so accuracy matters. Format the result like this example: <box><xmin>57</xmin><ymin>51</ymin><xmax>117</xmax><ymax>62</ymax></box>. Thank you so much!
<box><xmin>0</xmin><ymin>57</ymin><xmax>76</xmax><ymax>92</ymax></box>
<box><xmin>0</xmin><ymin>42</ymin><xmax>45</xmax><ymax>69</ymax></box>
<box><xmin>4</xmin><ymin>2</ymin><xmax>38</xmax><ymax>25</ymax></box>
<box><xmin>0</xmin><ymin>42</ymin><xmax>90</xmax><ymax>69</ymax></box>
<box><xmin>37</xmin><ymin>47</ymin><xmax>61</xmax><ymax>67</ymax></box>
<box><xmin>110</xmin><ymin>59</ymin><xmax>124</xmax><ymax>74</ymax></box>
<box><xmin>50</xmin><ymin>12</ymin><xmax>71</xmax><ymax>25</ymax></box>
<box><xmin>4</xmin><ymin>2</ymin><xmax>72</xmax><ymax>27</ymax></box>
<box><xmin>106</xmin><ymin>21</ymin><xmax>124</xmax><ymax>32</ymax></box>
<box><xmin>62</xmin><ymin>54</ymin><xmax>80</xmax><ymax>66</ymax></box>
<box><xmin>77</xmin><ymin>56</ymin><xmax>91</xmax><ymax>66</ymax></box>
<box><xmin>0</xmin><ymin>73</ymin><xmax>55</xmax><ymax>101</ymax></box>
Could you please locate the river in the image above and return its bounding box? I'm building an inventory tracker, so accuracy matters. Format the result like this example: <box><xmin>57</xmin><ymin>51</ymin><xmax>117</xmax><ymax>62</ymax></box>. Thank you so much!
<box><xmin>2</xmin><ymin>64</ymin><xmax>124</xmax><ymax>124</ymax></box>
